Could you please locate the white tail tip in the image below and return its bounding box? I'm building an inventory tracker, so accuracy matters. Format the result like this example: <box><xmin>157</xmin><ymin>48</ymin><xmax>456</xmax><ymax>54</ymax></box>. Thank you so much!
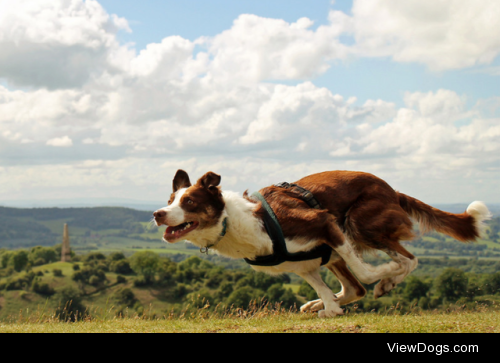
<box><xmin>467</xmin><ymin>201</ymin><xmax>492</xmax><ymax>221</ymax></box>
<box><xmin>467</xmin><ymin>201</ymin><xmax>492</xmax><ymax>236</ymax></box>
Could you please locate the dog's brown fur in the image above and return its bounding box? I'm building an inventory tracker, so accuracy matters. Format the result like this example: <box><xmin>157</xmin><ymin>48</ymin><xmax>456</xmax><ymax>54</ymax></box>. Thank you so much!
<box><xmin>246</xmin><ymin>170</ymin><xmax>480</xmax><ymax>261</ymax></box>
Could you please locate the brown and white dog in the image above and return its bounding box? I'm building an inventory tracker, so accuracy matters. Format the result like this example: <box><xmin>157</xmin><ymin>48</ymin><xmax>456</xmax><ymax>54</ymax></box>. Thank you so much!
<box><xmin>153</xmin><ymin>169</ymin><xmax>491</xmax><ymax>318</ymax></box>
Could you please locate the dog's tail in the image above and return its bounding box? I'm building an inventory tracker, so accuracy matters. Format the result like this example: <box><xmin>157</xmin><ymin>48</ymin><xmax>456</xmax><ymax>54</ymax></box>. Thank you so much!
<box><xmin>397</xmin><ymin>192</ymin><xmax>492</xmax><ymax>242</ymax></box>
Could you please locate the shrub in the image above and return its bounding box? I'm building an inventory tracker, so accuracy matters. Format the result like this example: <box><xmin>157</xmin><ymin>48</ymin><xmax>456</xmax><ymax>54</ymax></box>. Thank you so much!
<box><xmin>133</xmin><ymin>276</ymin><xmax>151</xmax><ymax>287</ymax></box>
<box><xmin>298</xmin><ymin>280</ymin><xmax>317</xmax><ymax>301</ymax></box>
<box><xmin>110</xmin><ymin>260</ymin><xmax>133</xmax><ymax>275</ymax></box>
<box><xmin>130</xmin><ymin>251</ymin><xmax>160</xmax><ymax>283</ymax></box>
<box><xmin>226</xmin><ymin>286</ymin><xmax>261</xmax><ymax>308</ymax></box>
<box><xmin>29</xmin><ymin>247</ymin><xmax>57</xmax><ymax>266</ymax></box>
<box><xmin>403</xmin><ymin>276</ymin><xmax>430</xmax><ymax>301</ymax></box>
<box><xmin>54</xmin><ymin>287</ymin><xmax>87</xmax><ymax>321</ymax></box>
<box><xmin>4</xmin><ymin>272</ymin><xmax>36</xmax><ymax>291</ymax></box>
<box><xmin>265</xmin><ymin>283</ymin><xmax>299</xmax><ymax>308</ymax></box>
<box><xmin>32</xmin><ymin>280</ymin><xmax>55</xmax><ymax>296</ymax></box>
<box><xmin>434</xmin><ymin>268</ymin><xmax>468</xmax><ymax>302</ymax></box>
<box><xmin>108</xmin><ymin>252</ymin><xmax>126</xmax><ymax>261</ymax></box>
<box><xmin>173</xmin><ymin>283</ymin><xmax>189</xmax><ymax>299</ymax></box>
<box><xmin>83</xmin><ymin>252</ymin><xmax>106</xmax><ymax>262</ymax></box>
<box><xmin>8</xmin><ymin>251</ymin><xmax>29</xmax><ymax>272</ymax></box>
<box><xmin>33</xmin><ymin>258</ymin><xmax>47</xmax><ymax>266</ymax></box>
<box><xmin>89</xmin><ymin>275</ymin><xmax>102</xmax><ymax>286</ymax></box>
<box><xmin>113</xmin><ymin>287</ymin><xmax>138</xmax><ymax>307</ymax></box>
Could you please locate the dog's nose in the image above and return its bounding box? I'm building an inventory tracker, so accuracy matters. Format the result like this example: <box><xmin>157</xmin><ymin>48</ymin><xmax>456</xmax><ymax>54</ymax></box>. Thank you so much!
<box><xmin>154</xmin><ymin>210</ymin><xmax>167</xmax><ymax>219</ymax></box>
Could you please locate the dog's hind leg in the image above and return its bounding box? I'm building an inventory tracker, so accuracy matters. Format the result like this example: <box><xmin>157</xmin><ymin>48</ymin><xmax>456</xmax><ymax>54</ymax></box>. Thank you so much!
<box><xmin>325</xmin><ymin>218</ymin><xmax>406</xmax><ymax>284</ymax></box>
<box><xmin>298</xmin><ymin>269</ymin><xmax>344</xmax><ymax>318</ymax></box>
<box><xmin>373</xmin><ymin>246</ymin><xmax>418</xmax><ymax>298</ymax></box>
<box><xmin>324</xmin><ymin>197</ymin><xmax>419</xmax><ymax>285</ymax></box>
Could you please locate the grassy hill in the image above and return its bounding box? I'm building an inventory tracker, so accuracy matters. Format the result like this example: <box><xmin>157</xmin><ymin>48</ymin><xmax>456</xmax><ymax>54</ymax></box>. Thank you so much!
<box><xmin>1</xmin><ymin>257</ymin><xmax>499</xmax><ymax>334</ymax></box>
<box><xmin>0</xmin><ymin>261</ymin><xmax>175</xmax><ymax>321</ymax></box>
<box><xmin>1</xmin><ymin>250</ymin><xmax>499</xmax><ymax>322</ymax></box>
<box><xmin>0</xmin><ymin>253</ymin><xmax>299</xmax><ymax>321</ymax></box>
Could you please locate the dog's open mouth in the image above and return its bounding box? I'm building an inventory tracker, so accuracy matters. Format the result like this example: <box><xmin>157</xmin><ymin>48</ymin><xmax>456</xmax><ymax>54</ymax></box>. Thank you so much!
<box><xmin>164</xmin><ymin>221</ymin><xmax>199</xmax><ymax>242</ymax></box>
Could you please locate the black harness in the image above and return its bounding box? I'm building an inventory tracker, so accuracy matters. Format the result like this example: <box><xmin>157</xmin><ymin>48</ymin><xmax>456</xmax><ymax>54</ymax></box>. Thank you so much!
<box><xmin>244</xmin><ymin>183</ymin><xmax>333</xmax><ymax>267</ymax></box>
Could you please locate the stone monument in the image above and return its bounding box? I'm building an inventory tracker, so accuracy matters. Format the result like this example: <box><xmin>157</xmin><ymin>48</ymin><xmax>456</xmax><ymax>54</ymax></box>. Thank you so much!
<box><xmin>61</xmin><ymin>223</ymin><xmax>71</xmax><ymax>262</ymax></box>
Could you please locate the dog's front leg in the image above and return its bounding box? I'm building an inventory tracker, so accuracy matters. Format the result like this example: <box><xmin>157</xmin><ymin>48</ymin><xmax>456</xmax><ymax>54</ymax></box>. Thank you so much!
<box><xmin>298</xmin><ymin>269</ymin><xmax>343</xmax><ymax>318</ymax></box>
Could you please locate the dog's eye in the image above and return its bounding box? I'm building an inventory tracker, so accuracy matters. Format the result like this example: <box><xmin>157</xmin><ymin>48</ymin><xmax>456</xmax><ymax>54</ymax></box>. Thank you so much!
<box><xmin>187</xmin><ymin>199</ymin><xmax>194</xmax><ymax>204</ymax></box>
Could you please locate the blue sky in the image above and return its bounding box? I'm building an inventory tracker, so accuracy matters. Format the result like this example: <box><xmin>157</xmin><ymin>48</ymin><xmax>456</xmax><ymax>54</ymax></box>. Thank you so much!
<box><xmin>0</xmin><ymin>0</ymin><xmax>499</xmax><ymax>207</ymax></box>
<box><xmin>99</xmin><ymin>0</ymin><xmax>346</xmax><ymax>45</ymax></box>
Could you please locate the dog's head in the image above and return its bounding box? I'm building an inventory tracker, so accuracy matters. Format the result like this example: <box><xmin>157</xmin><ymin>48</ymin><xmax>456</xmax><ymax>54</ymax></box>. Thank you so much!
<box><xmin>153</xmin><ymin>169</ymin><xmax>226</xmax><ymax>244</ymax></box>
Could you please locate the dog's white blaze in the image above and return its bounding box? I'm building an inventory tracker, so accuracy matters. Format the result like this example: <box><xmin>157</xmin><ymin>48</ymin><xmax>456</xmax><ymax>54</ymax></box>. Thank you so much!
<box><xmin>160</xmin><ymin>188</ymin><xmax>187</xmax><ymax>227</ymax></box>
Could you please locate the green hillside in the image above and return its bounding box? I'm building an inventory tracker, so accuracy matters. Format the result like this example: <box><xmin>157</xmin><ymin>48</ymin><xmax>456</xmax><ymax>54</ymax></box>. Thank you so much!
<box><xmin>0</xmin><ymin>248</ymin><xmax>499</xmax><ymax>325</ymax></box>
<box><xmin>0</xmin><ymin>251</ymin><xmax>299</xmax><ymax>321</ymax></box>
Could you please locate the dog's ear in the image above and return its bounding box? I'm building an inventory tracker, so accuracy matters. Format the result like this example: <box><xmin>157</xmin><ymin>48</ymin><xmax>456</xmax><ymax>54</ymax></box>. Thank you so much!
<box><xmin>197</xmin><ymin>171</ymin><xmax>221</xmax><ymax>191</ymax></box>
<box><xmin>172</xmin><ymin>169</ymin><xmax>192</xmax><ymax>192</ymax></box>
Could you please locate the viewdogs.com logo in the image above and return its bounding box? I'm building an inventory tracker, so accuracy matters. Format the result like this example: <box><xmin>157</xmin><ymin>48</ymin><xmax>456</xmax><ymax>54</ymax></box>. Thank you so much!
<box><xmin>388</xmin><ymin>343</ymin><xmax>478</xmax><ymax>355</ymax></box>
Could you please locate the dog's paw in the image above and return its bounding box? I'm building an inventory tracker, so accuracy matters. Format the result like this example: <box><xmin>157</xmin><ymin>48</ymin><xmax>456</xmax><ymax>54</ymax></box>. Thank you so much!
<box><xmin>310</xmin><ymin>300</ymin><xmax>325</xmax><ymax>312</ymax></box>
<box><xmin>374</xmin><ymin>279</ymin><xmax>395</xmax><ymax>299</ymax></box>
<box><xmin>300</xmin><ymin>299</ymin><xmax>322</xmax><ymax>313</ymax></box>
<box><xmin>318</xmin><ymin>307</ymin><xmax>344</xmax><ymax>318</ymax></box>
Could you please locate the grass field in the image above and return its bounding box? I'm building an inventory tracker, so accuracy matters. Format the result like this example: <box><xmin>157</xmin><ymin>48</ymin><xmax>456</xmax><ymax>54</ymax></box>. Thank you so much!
<box><xmin>1</xmin><ymin>311</ymin><xmax>498</xmax><ymax>333</ymax></box>
<box><xmin>1</xmin><ymin>304</ymin><xmax>498</xmax><ymax>333</ymax></box>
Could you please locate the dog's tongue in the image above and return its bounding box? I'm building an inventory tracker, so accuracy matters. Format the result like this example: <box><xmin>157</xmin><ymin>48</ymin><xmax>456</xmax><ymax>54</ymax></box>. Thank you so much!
<box><xmin>166</xmin><ymin>224</ymin><xmax>184</xmax><ymax>237</ymax></box>
<box><xmin>164</xmin><ymin>221</ymin><xmax>199</xmax><ymax>241</ymax></box>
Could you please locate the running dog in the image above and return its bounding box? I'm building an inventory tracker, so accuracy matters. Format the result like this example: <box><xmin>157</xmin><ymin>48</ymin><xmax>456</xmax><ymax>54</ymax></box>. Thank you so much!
<box><xmin>153</xmin><ymin>169</ymin><xmax>491</xmax><ymax>318</ymax></box>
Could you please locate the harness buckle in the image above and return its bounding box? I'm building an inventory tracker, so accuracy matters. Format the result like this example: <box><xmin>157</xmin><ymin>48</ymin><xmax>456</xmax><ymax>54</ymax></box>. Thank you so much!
<box><xmin>274</xmin><ymin>181</ymin><xmax>291</xmax><ymax>188</ymax></box>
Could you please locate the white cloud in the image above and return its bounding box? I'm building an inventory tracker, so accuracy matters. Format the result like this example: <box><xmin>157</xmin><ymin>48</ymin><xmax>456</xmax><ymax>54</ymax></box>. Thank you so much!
<box><xmin>403</xmin><ymin>89</ymin><xmax>467</xmax><ymax>120</ymax></box>
<box><xmin>349</xmin><ymin>0</ymin><xmax>500</xmax><ymax>71</ymax></box>
<box><xmin>0</xmin><ymin>0</ymin><xmax>130</xmax><ymax>89</ymax></box>
<box><xmin>205</xmin><ymin>13</ymin><xmax>352</xmax><ymax>83</ymax></box>
<box><xmin>0</xmin><ymin>86</ymin><xmax>102</xmax><ymax>144</ymax></box>
<box><xmin>335</xmin><ymin>90</ymin><xmax>500</xmax><ymax>169</ymax></box>
<box><xmin>46</xmin><ymin>136</ymin><xmax>73</xmax><ymax>147</ymax></box>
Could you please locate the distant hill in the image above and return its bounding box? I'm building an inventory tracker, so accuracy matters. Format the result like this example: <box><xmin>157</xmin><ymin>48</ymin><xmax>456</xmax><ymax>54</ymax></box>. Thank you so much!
<box><xmin>2</xmin><ymin>199</ymin><xmax>499</xmax><ymax>216</ymax></box>
<box><xmin>0</xmin><ymin>198</ymin><xmax>160</xmax><ymax>211</ymax></box>
<box><xmin>0</xmin><ymin>206</ymin><xmax>154</xmax><ymax>250</ymax></box>
<box><xmin>1</xmin><ymin>204</ymin><xmax>499</xmax><ymax>260</ymax></box>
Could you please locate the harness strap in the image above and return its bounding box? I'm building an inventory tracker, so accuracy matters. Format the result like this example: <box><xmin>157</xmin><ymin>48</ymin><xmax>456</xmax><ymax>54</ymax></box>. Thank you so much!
<box><xmin>274</xmin><ymin>182</ymin><xmax>322</xmax><ymax>209</ymax></box>
<box><xmin>244</xmin><ymin>191</ymin><xmax>332</xmax><ymax>267</ymax></box>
